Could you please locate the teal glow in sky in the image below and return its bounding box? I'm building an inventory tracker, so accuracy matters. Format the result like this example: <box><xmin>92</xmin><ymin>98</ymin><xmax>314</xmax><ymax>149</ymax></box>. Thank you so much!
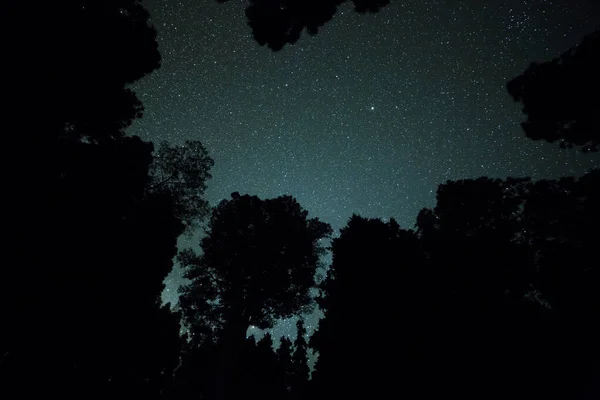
<box><xmin>130</xmin><ymin>0</ymin><xmax>600</xmax><ymax>339</ymax></box>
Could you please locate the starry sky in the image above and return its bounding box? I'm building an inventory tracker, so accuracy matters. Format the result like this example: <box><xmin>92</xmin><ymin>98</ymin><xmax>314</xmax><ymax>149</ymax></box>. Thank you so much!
<box><xmin>130</xmin><ymin>0</ymin><xmax>600</xmax><ymax>341</ymax></box>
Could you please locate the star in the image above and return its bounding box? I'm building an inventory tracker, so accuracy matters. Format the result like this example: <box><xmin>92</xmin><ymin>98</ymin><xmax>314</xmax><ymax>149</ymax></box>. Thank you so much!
<box><xmin>130</xmin><ymin>0</ymin><xmax>600</xmax><ymax>355</ymax></box>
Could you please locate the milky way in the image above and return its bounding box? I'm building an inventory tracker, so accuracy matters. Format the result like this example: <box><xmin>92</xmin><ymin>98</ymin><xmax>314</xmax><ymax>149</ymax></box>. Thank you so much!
<box><xmin>130</xmin><ymin>0</ymin><xmax>600</xmax><ymax>342</ymax></box>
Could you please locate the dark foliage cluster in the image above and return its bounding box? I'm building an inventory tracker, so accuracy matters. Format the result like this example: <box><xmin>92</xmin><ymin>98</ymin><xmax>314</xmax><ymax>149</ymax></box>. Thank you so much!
<box><xmin>2</xmin><ymin>1</ymin><xmax>211</xmax><ymax>398</ymax></box>
<box><xmin>167</xmin><ymin>168</ymin><xmax>600</xmax><ymax>400</ymax></box>
<box><xmin>507</xmin><ymin>29</ymin><xmax>600</xmax><ymax>152</ymax></box>
<box><xmin>170</xmin><ymin>327</ymin><xmax>311</xmax><ymax>400</ymax></box>
<box><xmin>310</xmin><ymin>170</ymin><xmax>600</xmax><ymax>400</ymax></box>
<box><xmin>176</xmin><ymin>192</ymin><xmax>331</xmax><ymax>399</ymax></box>
<box><xmin>149</xmin><ymin>140</ymin><xmax>215</xmax><ymax>232</ymax></box>
<box><xmin>217</xmin><ymin>0</ymin><xmax>390</xmax><ymax>51</ymax></box>
<box><xmin>1</xmin><ymin>1</ymin><xmax>599</xmax><ymax>400</ymax></box>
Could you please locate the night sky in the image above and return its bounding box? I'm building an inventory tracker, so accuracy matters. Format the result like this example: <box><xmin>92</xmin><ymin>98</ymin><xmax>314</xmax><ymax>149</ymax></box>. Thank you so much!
<box><xmin>130</xmin><ymin>0</ymin><xmax>600</xmax><ymax>341</ymax></box>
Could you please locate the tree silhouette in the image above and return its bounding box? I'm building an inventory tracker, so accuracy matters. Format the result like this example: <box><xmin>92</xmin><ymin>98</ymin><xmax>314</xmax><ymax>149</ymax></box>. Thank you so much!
<box><xmin>179</xmin><ymin>192</ymin><xmax>331</xmax><ymax>399</ymax></box>
<box><xmin>307</xmin><ymin>173</ymin><xmax>600</xmax><ymax>400</ymax></box>
<box><xmin>416</xmin><ymin>176</ymin><xmax>535</xmax><ymax>311</ymax></box>
<box><xmin>217</xmin><ymin>0</ymin><xmax>390</xmax><ymax>51</ymax></box>
<box><xmin>169</xmin><ymin>337</ymin><xmax>222</xmax><ymax>399</ymax></box>
<box><xmin>1</xmin><ymin>1</ymin><xmax>194</xmax><ymax>397</ymax></box>
<box><xmin>412</xmin><ymin>170</ymin><xmax>600</xmax><ymax>399</ymax></box>
<box><xmin>224</xmin><ymin>333</ymin><xmax>288</xmax><ymax>400</ymax></box>
<box><xmin>1</xmin><ymin>136</ymin><xmax>190</xmax><ymax>397</ymax></box>
<box><xmin>520</xmin><ymin>170</ymin><xmax>600</xmax><ymax>399</ymax></box>
<box><xmin>310</xmin><ymin>215</ymin><xmax>423</xmax><ymax>399</ymax></box>
<box><xmin>253</xmin><ymin>333</ymin><xmax>287</xmax><ymax>400</ymax></box>
<box><xmin>507</xmin><ymin>29</ymin><xmax>600</xmax><ymax>152</ymax></box>
<box><xmin>149</xmin><ymin>140</ymin><xmax>215</xmax><ymax>232</ymax></box>
<box><xmin>290</xmin><ymin>319</ymin><xmax>310</xmax><ymax>397</ymax></box>
<box><xmin>6</xmin><ymin>1</ymin><xmax>160</xmax><ymax>148</ymax></box>
<box><xmin>277</xmin><ymin>336</ymin><xmax>294</xmax><ymax>392</ymax></box>
<box><xmin>415</xmin><ymin>176</ymin><xmax>544</xmax><ymax>398</ymax></box>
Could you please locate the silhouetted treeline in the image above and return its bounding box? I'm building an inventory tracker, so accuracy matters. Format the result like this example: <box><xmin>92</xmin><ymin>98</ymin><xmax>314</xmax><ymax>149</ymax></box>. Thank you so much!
<box><xmin>2</xmin><ymin>1</ymin><xmax>211</xmax><ymax>398</ymax></box>
<box><xmin>508</xmin><ymin>28</ymin><xmax>600</xmax><ymax>152</ymax></box>
<box><xmin>177</xmin><ymin>192</ymin><xmax>331</xmax><ymax>399</ymax></box>
<box><xmin>170</xmin><ymin>328</ymin><xmax>310</xmax><ymax>400</ymax></box>
<box><xmin>2</xmin><ymin>1</ymin><xmax>599</xmax><ymax>400</ymax></box>
<box><xmin>309</xmin><ymin>170</ymin><xmax>600</xmax><ymax>400</ymax></box>
<box><xmin>217</xmin><ymin>0</ymin><xmax>390</xmax><ymax>51</ymax></box>
<box><xmin>171</xmin><ymin>170</ymin><xmax>599</xmax><ymax>400</ymax></box>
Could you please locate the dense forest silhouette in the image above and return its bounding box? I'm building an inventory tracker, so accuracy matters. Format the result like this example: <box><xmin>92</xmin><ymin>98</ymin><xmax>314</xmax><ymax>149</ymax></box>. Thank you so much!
<box><xmin>2</xmin><ymin>1</ymin><xmax>599</xmax><ymax>399</ymax></box>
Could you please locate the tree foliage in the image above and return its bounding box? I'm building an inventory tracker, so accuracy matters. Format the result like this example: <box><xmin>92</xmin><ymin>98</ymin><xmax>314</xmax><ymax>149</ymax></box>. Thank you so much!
<box><xmin>149</xmin><ymin>140</ymin><xmax>214</xmax><ymax>232</ymax></box>
<box><xmin>179</xmin><ymin>192</ymin><xmax>332</xmax><ymax>344</ymax></box>
<box><xmin>507</xmin><ymin>29</ymin><xmax>600</xmax><ymax>152</ymax></box>
<box><xmin>3</xmin><ymin>1</ymin><xmax>599</xmax><ymax>399</ymax></box>
<box><xmin>277</xmin><ymin>336</ymin><xmax>294</xmax><ymax>391</ymax></box>
<box><xmin>178</xmin><ymin>193</ymin><xmax>330</xmax><ymax>399</ymax></box>
<box><xmin>310</xmin><ymin>170</ymin><xmax>600</xmax><ymax>400</ymax></box>
<box><xmin>217</xmin><ymin>0</ymin><xmax>390</xmax><ymax>51</ymax></box>
<box><xmin>1</xmin><ymin>1</ymin><xmax>189</xmax><ymax>397</ymax></box>
<box><xmin>6</xmin><ymin>0</ymin><xmax>160</xmax><ymax>146</ymax></box>
<box><xmin>310</xmin><ymin>214</ymin><xmax>423</xmax><ymax>399</ymax></box>
<box><xmin>291</xmin><ymin>320</ymin><xmax>310</xmax><ymax>395</ymax></box>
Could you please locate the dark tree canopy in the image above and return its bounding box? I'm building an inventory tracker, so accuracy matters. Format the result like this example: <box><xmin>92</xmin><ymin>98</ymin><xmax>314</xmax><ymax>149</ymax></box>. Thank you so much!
<box><xmin>310</xmin><ymin>215</ymin><xmax>423</xmax><ymax>399</ymax></box>
<box><xmin>416</xmin><ymin>176</ymin><xmax>535</xmax><ymax>309</ymax></box>
<box><xmin>291</xmin><ymin>319</ymin><xmax>310</xmax><ymax>395</ymax></box>
<box><xmin>237</xmin><ymin>333</ymin><xmax>289</xmax><ymax>400</ymax></box>
<box><xmin>173</xmin><ymin>333</ymin><xmax>301</xmax><ymax>400</ymax></box>
<box><xmin>414</xmin><ymin>170</ymin><xmax>600</xmax><ymax>399</ymax></box>
<box><xmin>309</xmin><ymin>171</ymin><xmax>600</xmax><ymax>400</ymax></box>
<box><xmin>1</xmin><ymin>1</ymin><xmax>189</xmax><ymax>397</ymax></box>
<box><xmin>149</xmin><ymin>140</ymin><xmax>215</xmax><ymax>232</ymax></box>
<box><xmin>179</xmin><ymin>193</ymin><xmax>332</xmax><ymax>343</ymax></box>
<box><xmin>178</xmin><ymin>193</ymin><xmax>330</xmax><ymax>399</ymax></box>
<box><xmin>218</xmin><ymin>0</ymin><xmax>390</xmax><ymax>51</ymax></box>
<box><xmin>507</xmin><ymin>29</ymin><xmax>600</xmax><ymax>152</ymax></box>
<box><xmin>3</xmin><ymin>0</ymin><xmax>599</xmax><ymax>398</ymax></box>
<box><xmin>2</xmin><ymin>131</ymin><xmax>188</xmax><ymax>398</ymax></box>
<box><xmin>521</xmin><ymin>170</ymin><xmax>600</xmax><ymax>316</ymax></box>
<box><xmin>6</xmin><ymin>0</ymin><xmax>160</xmax><ymax>146</ymax></box>
<box><xmin>277</xmin><ymin>336</ymin><xmax>294</xmax><ymax>392</ymax></box>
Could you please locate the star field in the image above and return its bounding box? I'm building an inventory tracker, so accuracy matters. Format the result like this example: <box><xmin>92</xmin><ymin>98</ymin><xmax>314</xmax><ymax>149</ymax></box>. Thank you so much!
<box><xmin>130</xmin><ymin>0</ymin><xmax>600</xmax><ymax>340</ymax></box>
